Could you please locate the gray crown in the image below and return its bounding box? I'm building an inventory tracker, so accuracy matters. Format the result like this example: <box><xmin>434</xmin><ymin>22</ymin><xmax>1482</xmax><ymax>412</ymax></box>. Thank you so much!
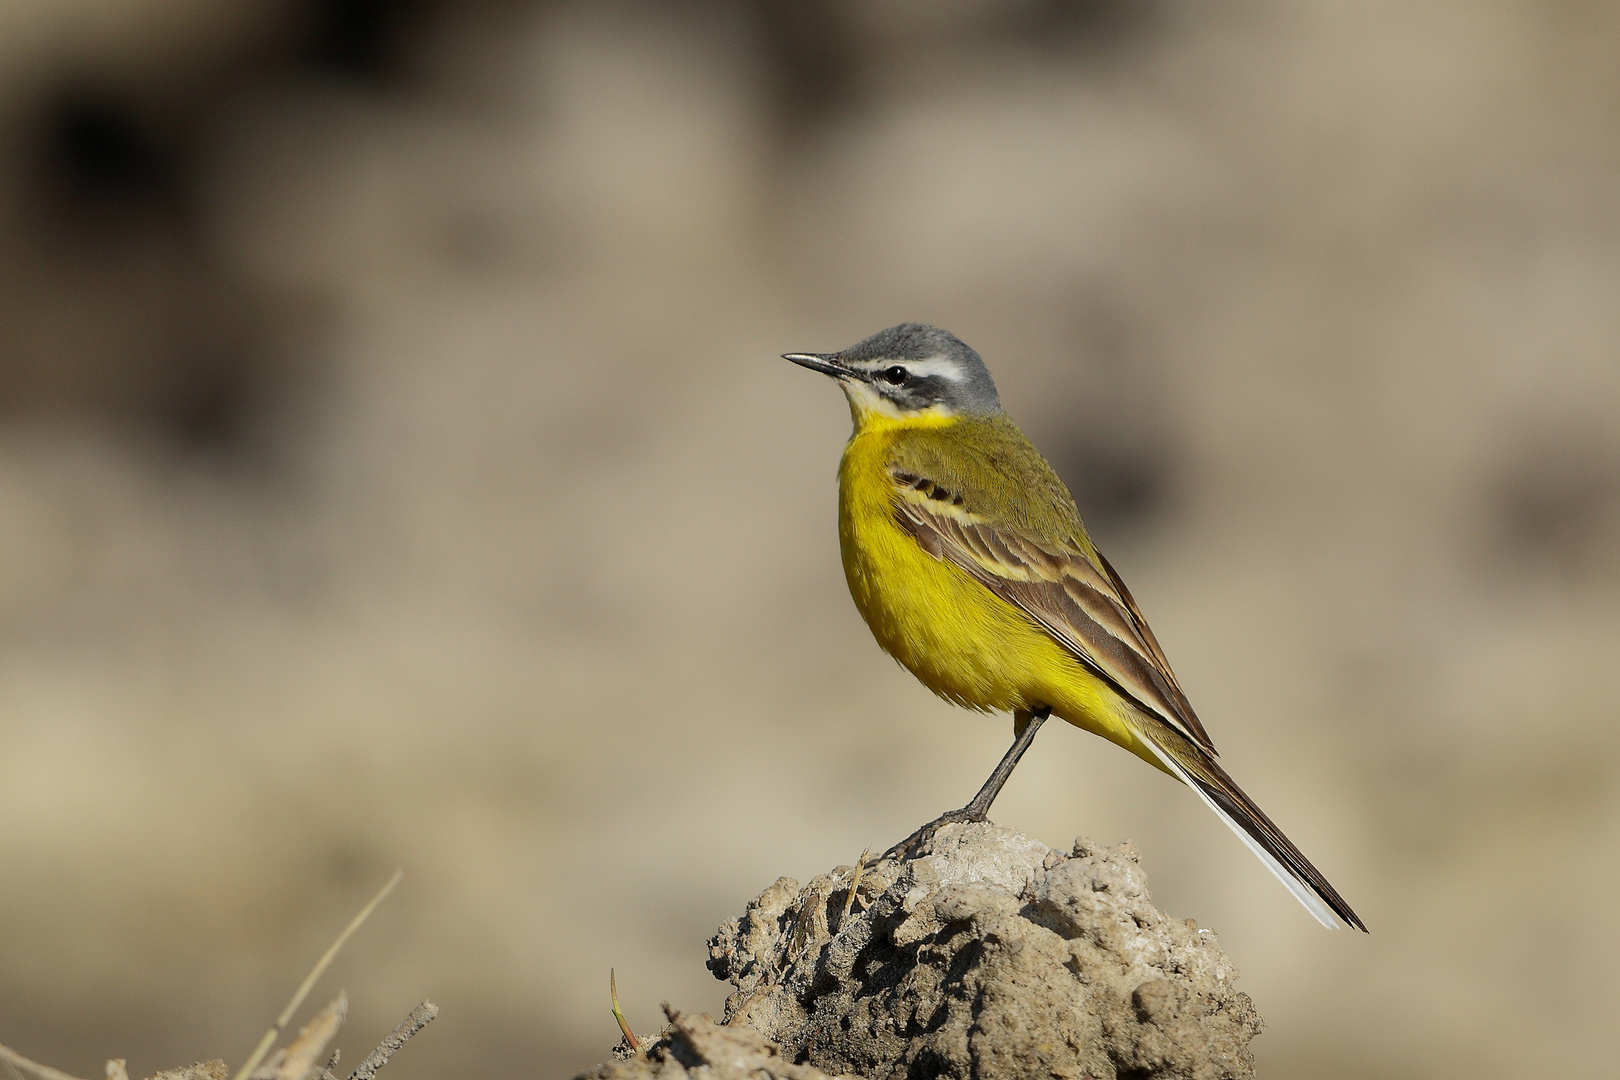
<box><xmin>839</xmin><ymin>323</ymin><xmax>1002</xmax><ymax>415</ymax></box>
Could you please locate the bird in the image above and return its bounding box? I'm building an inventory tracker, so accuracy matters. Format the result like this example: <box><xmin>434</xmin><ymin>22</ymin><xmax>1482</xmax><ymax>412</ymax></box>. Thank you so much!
<box><xmin>784</xmin><ymin>323</ymin><xmax>1365</xmax><ymax>931</ymax></box>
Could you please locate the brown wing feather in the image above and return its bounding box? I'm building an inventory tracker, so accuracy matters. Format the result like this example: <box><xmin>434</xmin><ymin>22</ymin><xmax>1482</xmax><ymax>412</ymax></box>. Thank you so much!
<box><xmin>1094</xmin><ymin>549</ymin><xmax>1212</xmax><ymax>749</ymax></box>
<box><xmin>887</xmin><ymin>467</ymin><xmax>1367</xmax><ymax>929</ymax></box>
<box><xmin>890</xmin><ymin>472</ymin><xmax>1217</xmax><ymax>755</ymax></box>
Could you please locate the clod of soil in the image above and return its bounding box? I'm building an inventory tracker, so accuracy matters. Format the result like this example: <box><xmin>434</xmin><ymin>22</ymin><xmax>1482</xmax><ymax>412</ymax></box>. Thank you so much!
<box><xmin>703</xmin><ymin>822</ymin><xmax>1262</xmax><ymax>1080</ymax></box>
<box><xmin>575</xmin><ymin>1011</ymin><xmax>853</xmax><ymax>1080</ymax></box>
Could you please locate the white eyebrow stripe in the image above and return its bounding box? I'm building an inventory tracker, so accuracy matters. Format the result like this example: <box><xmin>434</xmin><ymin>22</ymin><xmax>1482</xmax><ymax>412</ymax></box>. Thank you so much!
<box><xmin>861</xmin><ymin>355</ymin><xmax>963</xmax><ymax>382</ymax></box>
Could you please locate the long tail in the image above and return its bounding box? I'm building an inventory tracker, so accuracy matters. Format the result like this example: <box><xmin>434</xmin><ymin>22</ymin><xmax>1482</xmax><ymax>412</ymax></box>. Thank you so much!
<box><xmin>1141</xmin><ymin>733</ymin><xmax>1367</xmax><ymax>931</ymax></box>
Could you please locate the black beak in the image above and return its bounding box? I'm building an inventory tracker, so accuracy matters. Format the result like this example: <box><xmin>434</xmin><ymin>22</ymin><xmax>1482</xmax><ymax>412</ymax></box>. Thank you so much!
<box><xmin>782</xmin><ymin>352</ymin><xmax>852</xmax><ymax>379</ymax></box>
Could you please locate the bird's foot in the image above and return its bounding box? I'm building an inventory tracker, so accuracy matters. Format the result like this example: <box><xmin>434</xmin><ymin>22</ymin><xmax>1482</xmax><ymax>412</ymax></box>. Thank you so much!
<box><xmin>881</xmin><ymin>807</ymin><xmax>986</xmax><ymax>863</ymax></box>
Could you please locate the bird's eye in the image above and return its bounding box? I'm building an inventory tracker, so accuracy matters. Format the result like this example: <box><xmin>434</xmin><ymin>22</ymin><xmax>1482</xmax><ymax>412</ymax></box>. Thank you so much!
<box><xmin>883</xmin><ymin>366</ymin><xmax>908</xmax><ymax>385</ymax></box>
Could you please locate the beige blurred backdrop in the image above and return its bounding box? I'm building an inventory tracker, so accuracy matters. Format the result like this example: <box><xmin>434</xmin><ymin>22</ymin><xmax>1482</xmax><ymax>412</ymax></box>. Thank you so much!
<box><xmin>0</xmin><ymin>1</ymin><xmax>1617</xmax><ymax>1077</ymax></box>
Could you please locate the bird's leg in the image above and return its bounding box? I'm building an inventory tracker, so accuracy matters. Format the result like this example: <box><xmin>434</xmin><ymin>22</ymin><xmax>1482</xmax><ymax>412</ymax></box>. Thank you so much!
<box><xmin>882</xmin><ymin>705</ymin><xmax>1050</xmax><ymax>862</ymax></box>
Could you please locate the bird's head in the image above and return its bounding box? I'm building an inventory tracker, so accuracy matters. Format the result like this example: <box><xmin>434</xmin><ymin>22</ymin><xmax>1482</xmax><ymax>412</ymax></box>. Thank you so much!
<box><xmin>784</xmin><ymin>323</ymin><xmax>1002</xmax><ymax>428</ymax></box>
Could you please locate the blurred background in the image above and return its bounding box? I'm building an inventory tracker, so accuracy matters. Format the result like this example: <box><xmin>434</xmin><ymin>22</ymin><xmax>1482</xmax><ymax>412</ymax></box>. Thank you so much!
<box><xmin>0</xmin><ymin>0</ymin><xmax>1617</xmax><ymax>1077</ymax></box>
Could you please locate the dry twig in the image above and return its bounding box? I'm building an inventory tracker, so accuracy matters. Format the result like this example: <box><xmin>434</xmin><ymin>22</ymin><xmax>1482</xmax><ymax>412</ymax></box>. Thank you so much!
<box><xmin>232</xmin><ymin>870</ymin><xmax>402</xmax><ymax>1080</ymax></box>
<box><xmin>346</xmin><ymin>1003</ymin><xmax>437</xmax><ymax>1080</ymax></box>
<box><xmin>256</xmin><ymin>993</ymin><xmax>346</xmax><ymax>1080</ymax></box>
<box><xmin>0</xmin><ymin>1043</ymin><xmax>90</xmax><ymax>1080</ymax></box>
<box><xmin>837</xmin><ymin>848</ymin><xmax>872</xmax><ymax>931</ymax></box>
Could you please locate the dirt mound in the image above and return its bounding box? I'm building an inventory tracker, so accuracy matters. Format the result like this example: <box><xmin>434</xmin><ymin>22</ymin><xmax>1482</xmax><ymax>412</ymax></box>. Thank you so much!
<box><xmin>696</xmin><ymin>822</ymin><xmax>1260</xmax><ymax>1080</ymax></box>
<box><xmin>576</xmin><ymin>1011</ymin><xmax>853</xmax><ymax>1080</ymax></box>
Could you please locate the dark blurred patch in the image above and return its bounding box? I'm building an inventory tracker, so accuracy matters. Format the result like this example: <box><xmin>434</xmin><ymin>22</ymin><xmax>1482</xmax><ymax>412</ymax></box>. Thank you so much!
<box><xmin>40</xmin><ymin>93</ymin><xmax>182</xmax><ymax>222</ymax></box>
<box><xmin>295</xmin><ymin>0</ymin><xmax>433</xmax><ymax>82</ymax></box>
<box><xmin>0</xmin><ymin>0</ymin><xmax>400</xmax><ymax>459</ymax></box>
<box><xmin>745</xmin><ymin>0</ymin><xmax>860</xmax><ymax>133</ymax></box>
<box><xmin>322</xmin><ymin>837</ymin><xmax>380</xmax><ymax>889</ymax></box>
<box><xmin>1491</xmin><ymin>426</ymin><xmax>1620</xmax><ymax>584</ymax></box>
<box><xmin>1013</xmin><ymin>0</ymin><xmax>1165</xmax><ymax>50</ymax></box>
<box><xmin>158</xmin><ymin>350</ymin><xmax>269</xmax><ymax>452</ymax></box>
<box><xmin>1046</xmin><ymin>429</ymin><xmax>1175</xmax><ymax>537</ymax></box>
<box><xmin>745</xmin><ymin>0</ymin><xmax>1164</xmax><ymax>135</ymax></box>
<box><xmin>1033</xmin><ymin>290</ymin><xmax>1179</xmax><ymax>538</ymax></box>
<box><xmin>6</xmin><ymin>83</ymin><xmax>281</xmax><ymax>455</ymax></box>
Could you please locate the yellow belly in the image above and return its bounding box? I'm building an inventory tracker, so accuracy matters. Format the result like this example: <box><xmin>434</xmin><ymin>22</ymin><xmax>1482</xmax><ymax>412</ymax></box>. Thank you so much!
<box><xmin>838</xmin><ymin>426</ymin><xmax>1168</xmax><ymax>772</ymax></box>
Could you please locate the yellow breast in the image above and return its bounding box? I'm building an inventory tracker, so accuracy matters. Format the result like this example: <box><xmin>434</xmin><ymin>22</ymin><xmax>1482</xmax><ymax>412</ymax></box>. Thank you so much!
<box><xmin>837</xmin><ymin>422</ymin><xmax>1157</xmax><ymax>765</ymax></box>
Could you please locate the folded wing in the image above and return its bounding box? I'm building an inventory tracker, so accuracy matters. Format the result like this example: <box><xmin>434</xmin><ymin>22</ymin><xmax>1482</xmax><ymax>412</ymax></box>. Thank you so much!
<box><xmin>888</xmin><ymin>468</ymin><xmax>1214</xmax><ymax>754</ymax></box>
<box><xmin>888</xmin><ymin>467</ymin><xmax>1367</xmax><ymax>931</ymax></box>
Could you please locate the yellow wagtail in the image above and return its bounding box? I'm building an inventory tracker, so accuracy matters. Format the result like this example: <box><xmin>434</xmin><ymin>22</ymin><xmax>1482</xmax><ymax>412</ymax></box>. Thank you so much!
<box><xmin>785</xmin><ymin>323</ymin><xmax>1364</xmax><ymax>930</ymax></box>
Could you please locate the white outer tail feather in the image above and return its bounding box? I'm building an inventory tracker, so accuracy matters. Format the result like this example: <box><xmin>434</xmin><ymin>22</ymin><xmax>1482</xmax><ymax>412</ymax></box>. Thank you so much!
<box><xmin>1142</xmin><ymin>740</ymin><xmax>1343</xmax><ymax>929</ymax></box>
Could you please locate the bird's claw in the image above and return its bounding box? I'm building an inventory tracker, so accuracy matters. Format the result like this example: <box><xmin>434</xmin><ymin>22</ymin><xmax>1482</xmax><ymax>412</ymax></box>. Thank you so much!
<box><xmin>881</xmin><ymin>807</ymin><xmax>987</xmax><ymax>863</ymax></box>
